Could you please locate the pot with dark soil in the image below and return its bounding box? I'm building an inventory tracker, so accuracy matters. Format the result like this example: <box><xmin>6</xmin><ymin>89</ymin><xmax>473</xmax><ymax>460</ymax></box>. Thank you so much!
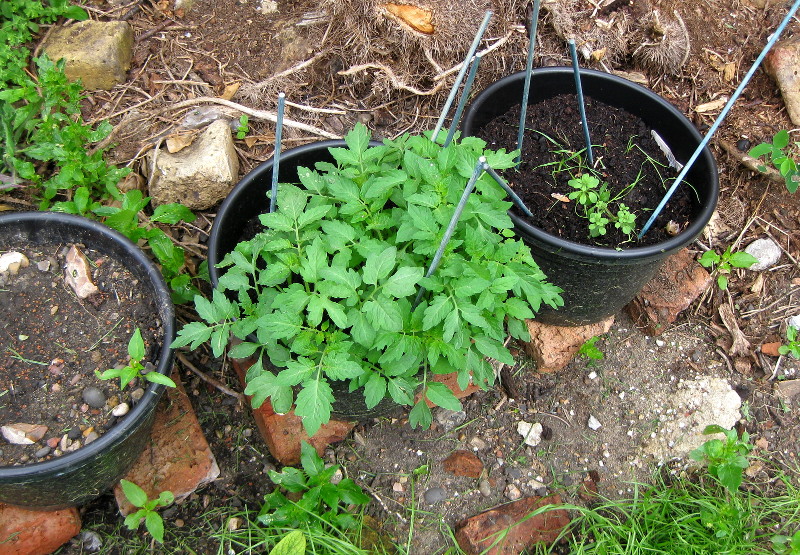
<box><xmin>176</xmin><ymin>124</ymin><xmax>562</xmax><ymax>436</ymax></box>
<box><xmin>0</xmin><ymin>212</ymin><xmax>175</xmax><ymax>509</ymax></box>
<box><xmin>462</xmin><ymin>67</ymin><xmax>718</xmax><ymax>326</ymax></box>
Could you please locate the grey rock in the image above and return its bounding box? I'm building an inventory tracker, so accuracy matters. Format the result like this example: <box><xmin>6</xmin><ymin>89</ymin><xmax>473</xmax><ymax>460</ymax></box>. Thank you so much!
<box><xmin>478</xmin><ymin>479</ymin><xmax>492</xmax><ymax>497</ymax></box>
<box><xmin>35</xmin><ymin>446</ymin><xmax>52</xmax><ymax>458</ymax></box>
<box><xmin>82</xmin><ymin>386</ymin><xmax>106</xmax><ymax>409</ymax></box>
<box><xmin>505</xmin><ymin>467</ymin><xmax>523</xmax><ymax>480</ymax></box>
<box><xmin>744</xmin><ymin>238</ymin><xmax>782</xmax><ymax>271</ymax></box>
<box><xmin>434</xmin><ymin>408</ymin><xmax>467</xmax><ymax>432</ymax></box>
<box><xmin>504</xmin><ymin>483</ymin><xmax>522</xmax><ymax>501</ymax></box>
<box><xmin>423</xmin><ymin>487</ymin><xmax>447</xmax><ymax>505</ymax></box>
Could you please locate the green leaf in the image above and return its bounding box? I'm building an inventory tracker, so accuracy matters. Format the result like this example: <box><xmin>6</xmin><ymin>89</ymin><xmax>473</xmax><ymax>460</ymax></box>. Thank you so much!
<box><xmin>144</xmin><ymin>511</ymin><xmax>166</xmax><ymax>543</ymax></box>
<box><xmin>382</xmin><ymin>266</ymin><xmax>423</xmax><ymax>298</ymax></box>
<box><xmin>728</xmin><ymin>251</ymin><xmax>759</xmax><ymax>268</ymax></box>
<box><xmin>425</xmin><ymin>381</ymin><xmax>462</xmax><ymax>411</ymax></box>
<box><xmin>170</xmin><ymin>321</ymin><xmax>213</xmax><ymax>350</ymax></box>
<box><xmin>120</xmin><ymin>480</ymin><xmax>148</xmax><ymax>508</ymax></box>
<box><xmin>364</xmin><ymin>373</ymin><xmax>387</xmax><ymax>408</ymax></box>
<box><xmin>228</xmin><ymin>341</ymin><xmax>259</xmax><ymax>359</ymax></box>
<box><xmin>151</xmin><ymin>203</ymin><xmax>196</xmax><ymax>224</ymax></box>
<box><xmin>774</xmin><ymin>129</ymin><xmax>790</xmax><ymax>149</ymax></box>
<box><xmin>473</xmin><ymin>336</ymin><xmax>514</xmax><ymax>365</ymax></box>
<box><xmin>344</xmin><ymin>122</ymin><xmax>370</xmax><ymax>154</ymax></box>
<box><xmin>268</xmin><ymin>530</ymin><xmax>306</xmax><ymax>555</ymax></box>
<box><xmin>300</xmin><ymin>441</ymin><xmax>325</xmax><ymax>476</ymax></box>
<box><xmin>294</xmin><ymin>378</ymin><xmax>334</xmax><ymax>436</ymax></box>
<box><xmin>364</xmin><ymin>297</ymin><xmax>403</xmax><ymax>332</ymax></box>
<box><xmin>423</xmin><ymin>295</ymin><xmax>452</xmax><ymax>330</ymax></box>
<box><xmin>408</xmin><ymin>400</ymin><xmax>432</xmax><ymax>429</ymax></box>
<box><xmin>128</xmin><ymin>328</ymin><xmax>145</xmax><ymax>361</ymax></box>
<box><xmin>363</xmin><ymin>169</ymin><xmax>407</xmax><ymax>200</ymax></box>
<box><xmin>145</xmin><ymin>372</ymin><xmax>177</xmax><ymax>388</ymax></box>
<box><xmin>363</xmin><ymin>246</ymin><xmax>397</xmax><ymax>285</ymax></box>
<box><xmin>698</xmin><ymin>250</ymin><xmax>720</xmax><ymax>268</ymax></box>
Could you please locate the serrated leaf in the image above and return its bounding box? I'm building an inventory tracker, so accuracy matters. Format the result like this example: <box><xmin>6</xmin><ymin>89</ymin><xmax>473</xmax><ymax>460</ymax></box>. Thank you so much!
<box><xmin>170</xmin><ymin>321</ymin><xmax>213</xmax><ymax>349</ymax></box>
<box><xmin>363</xmin><ymin>246</ymin><xmax>397</xmax><ymax>285</ymax></box>
<box><xmin>364</xmin><ymin>298</ymin><xmax>403</xmax><ymax>332</ymax></box>
<box><xmin>363</xmin><ymin>169</ymin><xmax>407</xmax><ymax>200</ymax></box>
<box><xmin>382</xmin><ymin>266</ymin><xmax>423</xmax><ymax>298</ymax></box>
<box><xmin>364</xmin><ymin>373</ymin><xmax>387</xmax><ymax>408</ymax></box>
<box><xmin>145</xmin><ymin>511</ymin><xmax>165</xmax><ymax>543</ymax></box>
<box><xmin>408</xmin><ymin>400</ymin><xmax>432</xmax><ymax>429</ymax></box>
<box><xmin>473</xmin><ymin>336</ymin><xmax>514</xmax><ymax>365</ymax></box>
<box><xmin>423</xmin><ymin>295</ymin><xmax>452</xmax><ymax>330</ymax></box>
<box><xmin>294</xmin><ymin>379</ymin><xmax>334</xmax><ymax>436</ymax></box>
<box><xmin>728</xmin><ymin>252</ymin><xmax>759</xmax><ymax>268</ymax></box>
<box><xmin>425</xmin><ymin>381</ymin><xmax>462</xmax><ymax>411</ymax></box>
<box><xmin>300</xmin><ymin>440</ymin><xmax>324</xmax><ymax>476</ymax></box>
<box><xmin>151</xmin><ymin>203</ymin><xmax>196</xmax><ymax>224</ymax></box>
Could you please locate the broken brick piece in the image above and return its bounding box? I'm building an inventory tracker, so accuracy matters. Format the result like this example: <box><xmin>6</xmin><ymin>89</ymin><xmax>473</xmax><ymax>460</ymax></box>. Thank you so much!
<box><xmin>443</xmin><ymin>450</ymin><xmax>484</xmax><ymax>478</ymax></box>
<box><xmin>523</xmin><ymin>317</ymin><xmax>614</xmax><ymax>373</ymax></box>
<box><xmin>0</xmin><ymin>504</ymin><xmax>81</xmax><ymax>555</ymax></box>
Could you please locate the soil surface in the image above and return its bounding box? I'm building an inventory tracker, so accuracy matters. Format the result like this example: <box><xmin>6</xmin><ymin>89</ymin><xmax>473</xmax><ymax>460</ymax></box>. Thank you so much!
<box><xmin>476</xmin><ymin>94</ymin><xmax>693</xmax><ymax>247</ymax></box>
<box><xmin>0</xmin><ymin>242</ymin><xmax>162</xmax><ymax>466</ymax></box>
<box><xmin>5</xmin><ymin>0</ymin><xmax>800</xmax><ymax>553</ymax></box>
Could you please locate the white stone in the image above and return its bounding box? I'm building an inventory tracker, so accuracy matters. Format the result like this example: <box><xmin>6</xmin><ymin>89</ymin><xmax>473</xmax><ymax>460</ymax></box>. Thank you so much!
<box><xmin>147</xmin><ymin>119</ymin><xmax>240</xmax><ymax>210</ymax></box>
<box><xmin>744</xmin><ymin>238</ymin><xmax>782</xmax><ymax>271</ymax></box>
<box><xmin>0</xmin><ymin>252</ymin><xmax>29</xmax><ymax>274</ymax></box>
<box><xmin>588</xmin><ymin>415</ymin><xmax>602</xmax><ymax>430</ymax></box>
<box><xmin>516</xmin><ymin>421</ymin><xmax>543</xmax><ymax>447</ymax></box>
<box><xmin>112</xmin><ymin>403</ymin><xmax>130</xmax><ymax>417</ymax></box>
<box><xmin>788</xmin><ymin>315</ymin><xmax>800</xmax><ymax>329</ymax></box>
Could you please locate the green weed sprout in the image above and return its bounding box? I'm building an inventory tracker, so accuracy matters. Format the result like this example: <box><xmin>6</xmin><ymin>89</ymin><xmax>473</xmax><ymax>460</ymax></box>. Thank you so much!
<box><xmin>95</xmin><ymin>328</ymin><xmax>176</xmax><ymax>389</ymax></box>
<box><xmin>260</xmin><ymin>441</ymin><xmax>370</xmax><ymax>532</ymax></box>
<box><xmin>772</xmin><ymin>530</ymin><xmax>800</xmax><ymax>554</ymax></box>
<box><xmin>577</xmin><ymin>336</ymin><xmax>604</xmax><ymax>360</ymax></box>
<box><xmin>779</xmin><ymin>325</ymin><xmax>800</xmax><ymax>359</ymax></box>
<box><xmin>748</xmin><ymin>130</ymin><xmax>800</xmax><ymax>193</ymax></box>
<box><xmin>236</xmin><ymin>115</ymin><xmax>250</xmax><ymax>140</ymax></box>
<box><xmin>120</xmin><ymin>480</ymin><xmax>174</xmax><ymax>544</ymax></box>
<box><xmin>698</xmin><ymin>246</ymin><xmax>759</xmax><ymax>290</ymax></box>
<box><xmin>568</xmin><ymin>174</ymin><xmax>638</xmax><ymax>239</ymax></box>
<box><xmin>689</xmin><ymin>425</ymin><xmax>753</xmax><ymax>494</ymax></box>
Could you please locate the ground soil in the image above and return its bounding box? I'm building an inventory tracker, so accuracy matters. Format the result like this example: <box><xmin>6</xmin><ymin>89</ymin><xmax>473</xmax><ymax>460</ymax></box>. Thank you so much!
<box><xmin>0</xmin><ymin>242</ymin><xmax>162</xmax><ymax>467</ymax></box>
<box><xmin>476</xmin><ymin>94</ymin><xmax>693</xmax><ymax>247</ymax></box>
<box><xmin>6</xmin><ymin>0</ymin><xmax>800</xmax><ymax>552</ymax></box>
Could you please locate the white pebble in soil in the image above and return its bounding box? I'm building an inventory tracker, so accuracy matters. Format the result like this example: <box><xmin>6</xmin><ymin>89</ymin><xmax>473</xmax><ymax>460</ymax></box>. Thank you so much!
<box><xmin>744</xmin><ymin>237</ymin><xmax>781</xmax><ymax>271</ymax></box>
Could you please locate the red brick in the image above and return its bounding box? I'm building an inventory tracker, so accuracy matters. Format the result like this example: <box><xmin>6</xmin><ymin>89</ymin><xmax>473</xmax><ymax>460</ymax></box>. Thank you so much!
<box><xmin>443</xmin><ymin>450</ymin><xmax>484</xmax><ymax>478</ymax></box>
<box><xmin>0</xmin><ymin>504</ymin><xmax>80</xmax><ymax>555</ymax></box>
<box><xmin>761</xmin><ymin>342</ymin><xmax>782</xmax><ymax>357</ymax></box>
<box><xmin>626</xmin><ymin>248</ymin><xmax>712</xmax><ymax>336</ymax></box>
<box><xmin>455</xmin><ymin>495</ymin><xmax>570</xmax><ymax>555</ymax></box>
<box><xmin>523</xmin><ymin>317</ymin><xmax>614</xmax><ymax>372</ymax></box>
<box><xmin>114</xmin><ymin>369</ymin><xmax>219</xmax><ymax>515</ymax></box>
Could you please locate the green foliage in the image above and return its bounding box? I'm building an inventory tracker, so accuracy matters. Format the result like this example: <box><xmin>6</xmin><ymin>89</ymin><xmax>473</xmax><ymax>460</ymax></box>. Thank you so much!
<box><xmin>689</xmin><ymin>425</ymin><xmax>753</xmax><ymax>494</ymax></box>
<box><xmin>236</xmin><ymin>114</ymin><xmax>250</xmax><ymax>140</ymax></box>
<box><xmin>772</xmin><ymin>530</ymin><xmax>800</xmax><ymax>554</ymax></box>
<box><xmin>568</xmin><ymin>174</ymin><xmax>638</xmax><ymax>240</ymax></box>
<box><xmin>259</xmin><ymin>441</ymin><xmax>370</xmax><ymax>534</ymax></box>
<box><xmin>268</xmin><ymin>530</ymin><xmax>306</xmax><ymax>555</ymax></box>
<box><xmin>95</xmin><ymin>328</ymin><xmax>177</xmax><ymax>389</ymax></box>
<box><xmin>698</xmin><ymin>247</ymin><xmax>759</xmax><ymax>290</ymax></box>
<box><xmin>119</xmin><ymin>479</ymin><xmax>174</xmax><ymax>544</ymax></box>
<box><xmin>748</xmin><ymin>130</ymin><xmax>800</xmax><ymax>193</ymax></box>
<box><xmin>578</xmin><ymin>336</ymin><xmax>604</xmax><ymax>360</ymax></box>
<box><xmin>173</xmin><ymin>123</ymin><xmax>563</xmax><ymax>435</ymax></box>
<box><xmin>779</xmin><ymin>325</ymin><xmax>800</xmax><ymax>359</ymax></box>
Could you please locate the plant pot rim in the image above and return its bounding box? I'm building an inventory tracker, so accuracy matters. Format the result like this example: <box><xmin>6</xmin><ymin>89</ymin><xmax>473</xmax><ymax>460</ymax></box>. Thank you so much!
<box><xmin>0</xmin><ymin>211</ymin><xmax>175</xmax><ymax>479</ymax></box>
<box><xmin>464</xmin><ymin>67</ymin><xmax>719</xmax><ymax>260</ymax></box>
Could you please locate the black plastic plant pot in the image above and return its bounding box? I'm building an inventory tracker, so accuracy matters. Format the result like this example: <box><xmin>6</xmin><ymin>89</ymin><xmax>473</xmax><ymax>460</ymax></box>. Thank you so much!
<box><xmin>461</xmin><ymin>68</ymin><xmax>719</xmax><ymax>326</ymax></box>
<box><xmin>0</xmin><ymin>212</ymin><xmax>175</xmax><ymax>509</ymax></box>
<box><xmin>208</xmin><ymin>140</ymin><xmax>399</xmax><ymax>420</ymax></box>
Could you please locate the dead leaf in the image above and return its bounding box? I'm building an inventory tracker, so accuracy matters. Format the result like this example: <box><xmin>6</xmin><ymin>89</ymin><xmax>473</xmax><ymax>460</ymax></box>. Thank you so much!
<box><xmin>220</xmin><ymin>82</ymin><xmax>241</xmax><ymax>101</ymax></box>
<box><xmin>381</xmin><ymin>3</ymin><xmax>434</xmax><ymax>34</ymax></box>
<box><xmin>723</xmin><ymin>62</ymin><xmax>736</xmax><ymax>82</ymax></box>
<box><xmin>551</xmin><ymin>193</ymin><xmax>570</xmax><ymax>203</ymax></box>
<box><xmin>65</xmin><ymin>245</ymin><xmax>100</xmax><ymax>299</ymax></box>
<box><xmin>166</xmin><ymin>132</ymin><xmax>197</xmax><ymax>153</ymax></box>
<box><xmin>718</xmin><ymin>304</ymin><xmax>751</xmax><ymax>357</ymax></box>
<box><xmin>696</xmin><ymin>97</ymin><xmax>728</xmax><ymax>113</ymax></box>
<box><xmin>591</xmin><ymin>48</ymin><xmax>607</xmax><ymax>62</ymax></box>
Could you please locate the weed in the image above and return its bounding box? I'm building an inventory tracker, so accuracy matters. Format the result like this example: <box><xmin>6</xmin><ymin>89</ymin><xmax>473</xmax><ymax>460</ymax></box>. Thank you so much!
<box><xmin>119</xmin><ymin>479</ymin><xmax>174</xmax><ymax>544</ymax></box>
<box><xmin>748</xmin><ymin>129</ymin><xmax>800</xmax><ymax>193</ymax></box>
<box><xmin>95</xmin><ymin>328</ymin><xmax>176</xmax><ymax>389</ymax></box>
<box><xmin>779</xmin><ymin>325</ymin><xmax>800</xmax><ymax>359</ymax></box>
<box><xmin>577</xmin><ymin>335</ymin><xmax>605</xmax><ymax>361</ymax></box>
<box><xmin>698</xmin><ymin>246</ymin><xmax>759</xmax><ymax>290</ymax></box>
<box><xmin>568</xmin><ymin>174</ymin><xmax>638</xmax><ymax>239</ymax></box>
<box><xmin>236</xmin><ymin>114</ymin><xmax>250</xmax><ymax>140</ymax></box>
<box><xmin>689</xmin><ymin>424</ymin><xmax>753</xmax><ymax>494</ymax></box>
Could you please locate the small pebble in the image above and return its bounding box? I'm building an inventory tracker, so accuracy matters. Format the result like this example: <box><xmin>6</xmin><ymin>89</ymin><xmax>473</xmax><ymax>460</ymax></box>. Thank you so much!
<box><xmin>423</xmin><ymin>487</ymin><xmax>447</xmax><ymax>505</ymax></box>
<box><xmin>82</xmin><ymin>387</ymin><xmax>106</xmax><ymax>409</ymax></box>
<box><xmin>130</xmin><ymin>388</ymin><xmax>145</xmax><ymax>403</ymax></box>
<box><xmin>588</xmin><ymin>415</ymin><xmax>602</xmax><ymax>430</ymax></box>
<box><xmin>67</xmin><ymin>428</ymin><xmax>81</xmax><ymax>440</ymax></box>
<box><xmin>744</xmin><ymin>238</ymin><xmax>781</xmax><ymax>271</ymax></box>
<box><xmin>112</xmin><ymin>403</ymin><xmax>130</xmax><ymax>417</ymax></box>
<box><xmin>35</xmin><ymin>446</ymin><xmax>51</xmax><ymax>458</ymax></box>
<box><xmin>504</xmin><ymin>484</ymin><xmax>522</xmax><ymax>501</ymax></box>
<box><xmin>478</xmin><ymin>479</ymin><xmax>492</xmax><ymax>497</ymax></box>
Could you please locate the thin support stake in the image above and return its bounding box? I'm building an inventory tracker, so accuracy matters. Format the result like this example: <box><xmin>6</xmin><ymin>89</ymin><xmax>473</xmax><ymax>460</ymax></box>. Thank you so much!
<box><xmin>482</xmin><ymin>162</ymin><xmax>533</xmax><ymax>217</ymax></box>
<box><xmin>516</xmin><ymin>0</ymin><xmax>541</xmax><ymax>166</ymax></box>
<box><xmin>414</xmin><ymin>157</ymin><xmax>486</xmax><ymax>307</ymax></box>
<box><xmin>269</xmin><ymin>92</ymin><xmax>286</xmax><ymax>214</ymax></box>
<box><xmin>444</xmin><ymin>54</ymin><xmax>483</xmax><ymax>147</ymax></box>
<box><xmin>638</xmin><ymin>0</ymin><xmax>800</xmax><ymax>238</ymax></box>
<box><xmin>431</xmin><ymin>11</ymin><xmax>493</xmax><ymax>143</ymax></box>
<box><xmin>568</xmin><ymin>39</ymin><xmax>594</xmax><ymax>166</ymax></box>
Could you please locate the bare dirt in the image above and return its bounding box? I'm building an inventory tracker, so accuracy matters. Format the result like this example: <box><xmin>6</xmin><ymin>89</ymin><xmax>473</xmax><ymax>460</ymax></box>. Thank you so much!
<box><xmin>11</xmin><ymin>0</ymin><xmax>800</xmax><ymax>552</ymax></box>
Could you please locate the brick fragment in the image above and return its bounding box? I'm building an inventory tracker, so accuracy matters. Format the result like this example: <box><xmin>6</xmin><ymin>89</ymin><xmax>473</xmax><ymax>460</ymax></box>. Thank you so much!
<box><xmin>443</xmin><ymin>450</ymin><xmax>484</xmax><ymax>478</ymax></box>
<box><xmin>0</xmin><ymin>504</ymin><xmax>81</xmax><ymax>555</ymax></box>
<box><xmin>523</xmin><ymin>317</ymin><xmax>614</xmax><ymax>373</ymax></box>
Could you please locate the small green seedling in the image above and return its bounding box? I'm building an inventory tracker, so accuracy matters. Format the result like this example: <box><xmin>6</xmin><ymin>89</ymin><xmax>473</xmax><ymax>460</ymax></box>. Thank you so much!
<box><xmin>567</xmin><ymin>174</ymin><xmax>638</xmax><ymax>239</ymax></box>
<box><xmin>772</xmin><ymin>530</ymin><xmax>800</xmax><ymax>554</ymax></box>
<box><xmin>120</xmin><ymin>480</ymin><xmax>174</xmax><ymax>544</ymax></box>
<box><xmin>689</xmin><ymin>425</ymin><xmax>753</xmax><ymax>494</ymax></box>
<box><xmin>748</xmin><ymin>130</ymin><xmax>800</xmax><ymax>193</ymax></box>
<box><xmin>236</xmin><ymin>115</ymin><xmax>249</xmax><ymax>140</ymax></box>
<box><xmin>779</xmin><ymin>325</ymin><xmax>800</xmax><ymax>359</ymax></box>
<box><xmin>698</xmin><ymin>247</ymin><xmax>758</xmax><ymax>290</ymax></box>
<box><xmin>95</xmin><ymin>328</ymin><xmax>176</xmax><ymax>389</ymax></box>
<box><xmin>578</xmin><ymin>336</ymin><xmax>604</xmax><ymax>360</ymax></box>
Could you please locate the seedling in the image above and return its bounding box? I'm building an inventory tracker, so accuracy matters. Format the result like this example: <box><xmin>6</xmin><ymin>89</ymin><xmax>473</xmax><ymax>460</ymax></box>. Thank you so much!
<box><xmin>689</xmin><ymin>425</ymin><xmax>753</xmax><ymax>494</ymax></box>
<box><xmin>236</xmin><ymin>114</ymin><xmax>250</xmax><ymax>140</ymax></box>
<box><xmin>779</xmin><ymin>325</ymin><xmax>800</xmax><ymax>359</ymax></box>
<box><xmin>568</xmin><ymin>174</ymin><xmax>638</xmax><ymax>239</ymax></box>
<box><xmin>748</xmin><ymin>129</ymin><xmax>800</xmax><ymax>193</ymax></box>
<box><xmin>698</xmin><ymin>246</ymin><xmax>758</xmax><ymax>290</ymax></box>
<box><xmin>577</xmin><ymin>335</ymin><xmax>604</xmax><ymax>360</ymax></box>
<box><xmin>772</xmin><ymin>530</ymin><xmax>800</xmax><ymax>554</ymax></box>
<box><xmin>96</xmin><ymin>328</ymin><xmax>176</xmax><ymax>389</ymax></box>
<box><xmin>260</xmin><ymin>441</ymin><xmax>370</xmax><ymax>532</ymax></box>
<box><xmin>120</xmin><ymin>480</ymin><xmax>174</xmax><ymax>544</ymax></box>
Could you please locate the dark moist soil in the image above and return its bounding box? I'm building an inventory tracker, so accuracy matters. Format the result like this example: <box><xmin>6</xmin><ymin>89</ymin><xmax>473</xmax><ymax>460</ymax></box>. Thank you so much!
<box><xmin>0</xmin><ymin>242</ymin><xmax>162</xmax><ymax>466</ymax></box>
<box><xmin>477</xmin><ymin>94</ymin><xmax>696</xmax><ymax>248</ymax></box>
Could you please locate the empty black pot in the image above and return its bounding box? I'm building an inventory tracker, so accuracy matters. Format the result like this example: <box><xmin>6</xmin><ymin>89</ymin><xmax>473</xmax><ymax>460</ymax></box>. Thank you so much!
<box><xmin>0</xmin><ymin>212</ymin><xmax>175</xmax><ymax>509</ymax></box>
<box><xmin>208</xmin><ymin>140</ymin><xmax>399</xmax><ymax>420</ymax></box>
<box><xmin>462</xmin><ymin>68</ymin><xmax>719</xmax><ymax>326</ymax></box>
